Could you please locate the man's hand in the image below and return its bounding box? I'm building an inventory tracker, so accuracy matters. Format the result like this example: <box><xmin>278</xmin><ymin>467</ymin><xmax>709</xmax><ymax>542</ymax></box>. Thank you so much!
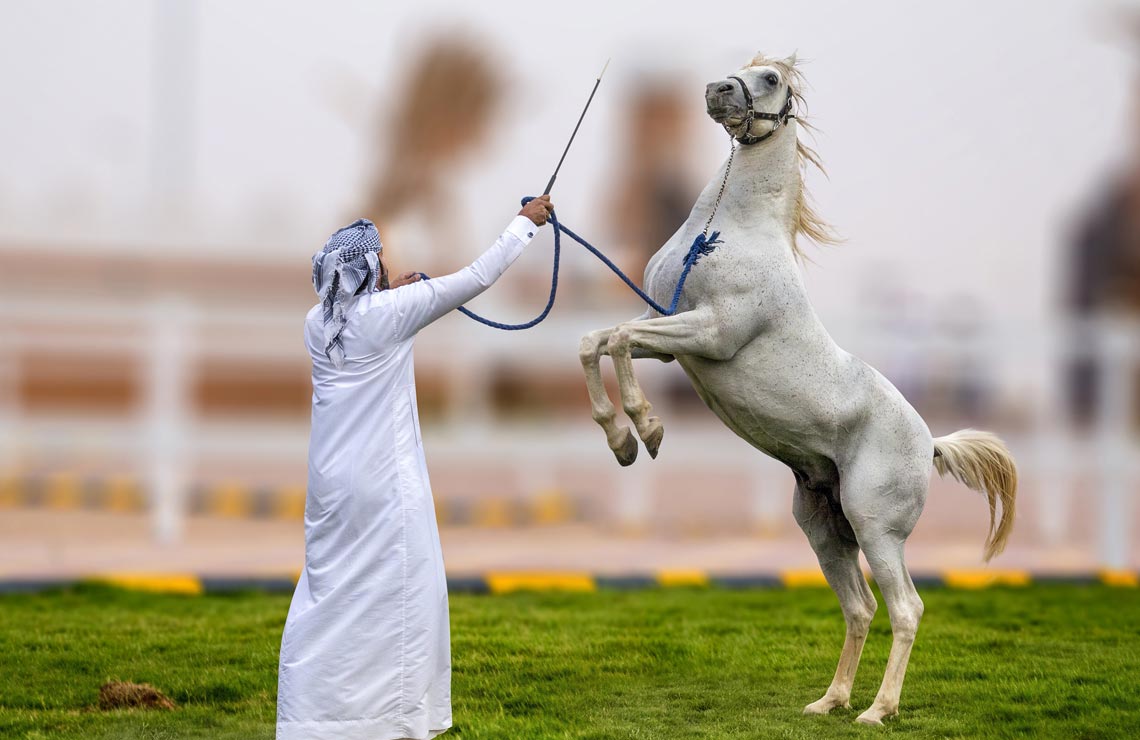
<box><xmin>519</xmin><ymin>195</ymin><xmax>554</xmax><ymax>226</ymax></box>
<box><xmin>390</xmin><ymin>271</ymin><xmax>421</xmax><ymax>289</ymax></box>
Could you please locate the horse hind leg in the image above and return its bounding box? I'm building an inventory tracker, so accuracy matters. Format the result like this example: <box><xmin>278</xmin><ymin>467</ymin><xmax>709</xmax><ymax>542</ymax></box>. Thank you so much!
<box><xmin>579</xmin><ymin>328</ymin><xmax>639</xmax><ymax>466</ymax></box>
<box><xmin>793</xmin><ymin>481</ymin><xmax>878</xmax><ymax>716</ymax></box>
<box><xmin>854</xmin><ymin>535</ymin><xmax>923</xmax><ymax>725</ymax></box>
<box><xmin>842</xmin><ymin>459</ymin><xmax>928</xmax><ymax>725</ymax></box>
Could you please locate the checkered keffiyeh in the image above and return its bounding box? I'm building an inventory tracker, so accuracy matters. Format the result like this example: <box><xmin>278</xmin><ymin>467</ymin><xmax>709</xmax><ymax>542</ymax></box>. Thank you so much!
<box><xmin>311</xmin><ymin>218</ymin><xmax>383</xmax><ymax>368</ymax></box>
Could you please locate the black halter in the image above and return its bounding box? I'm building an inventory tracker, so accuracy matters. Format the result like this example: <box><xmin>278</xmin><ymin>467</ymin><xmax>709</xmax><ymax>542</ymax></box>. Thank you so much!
<box><xmin>725</xmin><ymin>76</ymin><xmax>795</xmax><ymax>145</ymax></box>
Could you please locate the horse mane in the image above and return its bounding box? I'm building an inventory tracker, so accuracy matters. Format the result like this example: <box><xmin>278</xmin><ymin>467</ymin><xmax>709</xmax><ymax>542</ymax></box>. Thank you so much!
<box><xmin>746</xmin><ymin>54</ymin><xmax>841</xmax><ymax>260</ymax></box>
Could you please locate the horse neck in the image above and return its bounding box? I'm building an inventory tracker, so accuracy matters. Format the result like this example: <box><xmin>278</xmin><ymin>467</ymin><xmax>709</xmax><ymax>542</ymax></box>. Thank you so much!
<box><xmin>705</xmin><ymin>126</ymin><xmax>801</xmax><ymax>249</ymax></box>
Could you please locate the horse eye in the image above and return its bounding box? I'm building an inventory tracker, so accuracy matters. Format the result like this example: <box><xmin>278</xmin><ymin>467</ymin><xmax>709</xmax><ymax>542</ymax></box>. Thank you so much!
<box><xmin>764</xmin><ymin>74</ymin><xmax>779</xmax><ymax>85</ymax></box>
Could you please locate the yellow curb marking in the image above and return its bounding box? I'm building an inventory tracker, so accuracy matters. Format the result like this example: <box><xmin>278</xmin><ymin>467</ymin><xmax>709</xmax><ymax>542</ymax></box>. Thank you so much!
<box><xmin>0</xmin><ymin>477</ymin><xmax>21</xmax><ymax>509</ymax></box>
<box><xmin>209</xmin><ymin>483</ymin><xmax>252</xmax><ymax>519</ymax></box>
<box><xmin>943</xmin><ymin>570</ymin><xmax>1031</xmax><ymax>589</ymax></box>
<box><xmin>472</xmin><ymin>497</ymin><xmax>512</xmax><ymax>528</ymax></box>
<box><xmin>656</xmin><ymin>569</ymin><xmax>710</xmax><ymax>588</ymax></box>
<box><xmin>273</xmin><ymin>485</ymin><xmax>306</xmax><ymax>521</ymax></box>
<box><xmin>433</xmin><ymin>497</ymin><xmax>450</xmax><ymax>526</ymax></box>
<box><xmin>1099</xmin><ymin>569</ymin><xmax>1138</xmax><ymax>587</ymax></box>
<box><xmin>92</xmin><ymin>574</ymin><xmax>203</xmax><ymax>595</ymax></box>
<box><xmin>531</xmin><ymin>490</ymin><xmax>573</xmax><ymax>526</ymax></box>
<box><xmin>104</xmin><ymin>476</ymin><xmax>143</xmax><ymax>513</ymax></box>
<box><xmin>45</xmin><ymin>473</ymin><xmax>82</xmax><ymax>511</ymax></box>
<box><xmin>781</xmin><ymin>569</ymin><xmax>830</xmax><ymax>588</ymax></box>
<box><xmin>486</xmin><ymin>572</ymin><xmax>596</xmax><ymax>594</ymax></box>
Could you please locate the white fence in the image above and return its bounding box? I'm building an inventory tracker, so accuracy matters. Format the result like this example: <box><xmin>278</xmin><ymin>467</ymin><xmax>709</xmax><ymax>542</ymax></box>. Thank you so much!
<box><xmin>0</xmin><ymin>295</ymin><xmax>1137</xmax><ymax>567</ymax></box>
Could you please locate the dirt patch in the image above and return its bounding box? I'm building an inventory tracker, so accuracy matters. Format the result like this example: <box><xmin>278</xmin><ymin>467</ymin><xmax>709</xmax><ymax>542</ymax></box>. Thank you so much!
<box><xmin>98</xmin><ymin>681</ymin><xmax>176</xmax><ymax>711</ymax></box>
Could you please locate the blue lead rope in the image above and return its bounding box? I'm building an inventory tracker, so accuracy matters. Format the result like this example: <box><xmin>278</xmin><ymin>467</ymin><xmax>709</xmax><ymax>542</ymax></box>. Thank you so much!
<box><xmin>417</xmin><ymin>196</ymin><xmax>722</xmax><ymax>331</ymax></box>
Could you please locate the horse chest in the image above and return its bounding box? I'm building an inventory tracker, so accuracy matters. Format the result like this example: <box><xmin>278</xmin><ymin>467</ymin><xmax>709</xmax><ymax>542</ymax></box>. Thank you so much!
<box><xmin>644</xmin><ymin>230</ymin><xmax>712</xmax><ymax>314</ymax></box>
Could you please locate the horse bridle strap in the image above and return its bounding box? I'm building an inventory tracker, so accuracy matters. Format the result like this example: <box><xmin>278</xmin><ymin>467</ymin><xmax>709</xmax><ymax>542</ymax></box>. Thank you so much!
<box><xmin>726</xmin><ymin>76</ymin><xmax>795</xmax><ymax>146</ymax></box>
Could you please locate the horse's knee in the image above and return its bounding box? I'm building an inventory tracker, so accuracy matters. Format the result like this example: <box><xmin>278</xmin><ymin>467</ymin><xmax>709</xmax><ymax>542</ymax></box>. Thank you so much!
<box><xmin>578</xmin><ymin>334</ymin><xmax>602</xmax><ymax>366</ymax></box>
<box><xmin>607</xmin><ymin>325</ymin><xmax>633</xmax><ymax>355</ymax></box>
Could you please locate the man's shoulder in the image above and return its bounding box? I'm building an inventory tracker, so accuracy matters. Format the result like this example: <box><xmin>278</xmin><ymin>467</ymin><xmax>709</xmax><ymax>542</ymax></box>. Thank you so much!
<box><xmin>304</xmin><ymin>293</ymin><xmax>397</xmax><ymax>326</ymax></box>
<box><xmin>354</xmin><ymin>289</ymin><xmax>398</xmax><ymax>316</ymax></box>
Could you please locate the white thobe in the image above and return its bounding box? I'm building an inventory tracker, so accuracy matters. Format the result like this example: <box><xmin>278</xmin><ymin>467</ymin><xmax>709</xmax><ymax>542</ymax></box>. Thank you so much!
<box><xmin>276</xmin><ymin>215</ymin><xmax>538</xmax><ymax>740</ymax></box>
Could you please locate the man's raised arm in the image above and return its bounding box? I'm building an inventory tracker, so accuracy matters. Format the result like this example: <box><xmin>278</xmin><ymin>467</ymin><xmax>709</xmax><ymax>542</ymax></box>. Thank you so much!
<box><xmin>390</xmin><ymin>196</ymin><xmax>553</xmax><ymax>340</ymax></box>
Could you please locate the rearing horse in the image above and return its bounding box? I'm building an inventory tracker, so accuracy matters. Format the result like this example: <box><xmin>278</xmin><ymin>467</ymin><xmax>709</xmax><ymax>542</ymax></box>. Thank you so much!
<box><xmin>578</xmin><ymin>52</ymin><xmax>1018</xmax><ymax>725</ymax></box>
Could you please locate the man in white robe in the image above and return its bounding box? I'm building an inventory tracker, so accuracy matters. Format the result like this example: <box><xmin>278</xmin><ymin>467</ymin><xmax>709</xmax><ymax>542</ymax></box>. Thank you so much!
<box><xmin>277</xmin><ymin>196</ymin><xmax>554</xmax><ymax>740</ymax></box>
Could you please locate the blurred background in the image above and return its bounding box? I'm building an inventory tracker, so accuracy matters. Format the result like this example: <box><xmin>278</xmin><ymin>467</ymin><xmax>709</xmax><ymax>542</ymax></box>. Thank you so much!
<box><xmin>1</xmin><ymin>0</ymin><xmax>1138</xmax><ymax>579</ymax></box>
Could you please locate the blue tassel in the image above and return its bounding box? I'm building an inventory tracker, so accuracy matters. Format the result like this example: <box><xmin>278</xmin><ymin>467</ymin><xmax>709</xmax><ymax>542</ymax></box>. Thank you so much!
<box><xmin>684</xmin><ymin>230</ymin><xmax>722</xmax><ymax>267</ymax></box>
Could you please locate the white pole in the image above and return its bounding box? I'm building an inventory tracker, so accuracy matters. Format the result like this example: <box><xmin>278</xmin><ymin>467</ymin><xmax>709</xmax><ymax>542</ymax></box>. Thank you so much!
<box><xmin>749</xmin><ymin>457</ymin><xmax>785</xmax><ymax>535</ymax></box>
<box><xmin>1095</xmin><ymin>319</ymin><xmax>1136</xmax><ymax>570</ymax></box>
<box><xmin>1035</xmin><ymin>322</ymin><xmax>1071</xmax><ymax>546</ymax></box>
<box><xmin>146</xmin><ymin>297</ymin><xmax>191</xmax><ymax>544</ymax></box>
<box><xmin>615</xmin><ymin>461</ymin><xmax>651</xmax><ymax>535</ymax></box>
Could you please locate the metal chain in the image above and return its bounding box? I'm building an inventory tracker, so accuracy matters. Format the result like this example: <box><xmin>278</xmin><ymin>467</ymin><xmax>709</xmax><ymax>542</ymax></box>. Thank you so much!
<box><xmin>701</xmin><ymin>138</ymin><xmax>737</xmax><ymax>237</ymax></box>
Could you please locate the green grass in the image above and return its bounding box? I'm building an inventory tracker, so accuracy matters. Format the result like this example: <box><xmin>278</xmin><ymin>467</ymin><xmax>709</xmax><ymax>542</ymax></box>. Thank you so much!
<box><xmin>1</xmin><ymin>584</ymin><xmax>1138</xmax><ymax>739</ymax></box>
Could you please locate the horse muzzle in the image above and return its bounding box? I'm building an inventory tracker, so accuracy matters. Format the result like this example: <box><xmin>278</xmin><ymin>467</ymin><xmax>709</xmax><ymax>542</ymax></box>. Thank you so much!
<box><xmin>706</xmin><ymin>84</ymin><xmax>744</xmax><ymax>124</ymax></box>
<box><xmin>705</xmin><ymin>102</ymin><xmax>743</xmax><ymax>125</ymax></box>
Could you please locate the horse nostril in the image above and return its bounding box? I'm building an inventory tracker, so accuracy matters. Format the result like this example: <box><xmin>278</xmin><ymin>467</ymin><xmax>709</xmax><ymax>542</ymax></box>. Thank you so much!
<box><xmin>716</xmin><ymin>83</ymin><xmax>734</xmax><ymax>94</ymax></box>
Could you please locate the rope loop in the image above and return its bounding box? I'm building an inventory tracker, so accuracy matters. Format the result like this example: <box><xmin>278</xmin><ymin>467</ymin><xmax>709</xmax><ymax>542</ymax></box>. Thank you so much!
<box><xmin>416</xmin><ymin>196</ymin><xmax>721</xmax><ymax>330</ymax></box>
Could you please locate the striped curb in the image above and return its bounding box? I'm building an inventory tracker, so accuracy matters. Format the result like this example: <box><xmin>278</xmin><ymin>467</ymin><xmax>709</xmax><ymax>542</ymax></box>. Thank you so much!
<box><xmin>0</xmin><ymin>570</ymin><xmax>1135</xmax><ymax>595</ymax></box>
<box><xmin>0</xmin><ymin>476</ymin><xmax>584</xmax><ymax>527</ymax></box>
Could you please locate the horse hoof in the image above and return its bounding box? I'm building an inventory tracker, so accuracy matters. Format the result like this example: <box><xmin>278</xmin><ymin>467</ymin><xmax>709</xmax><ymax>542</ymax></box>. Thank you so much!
<box><xmin>643</xmin><ymin>420</ymin><xmax>664</xmax><ymax>459</ymax></box>
<box><xmin>803</xmin><ymin>696</ymin><xmax>849</xmax><ymax>715</ymax></box>
<box><xmin>854</xmin><ymin>705</ymin><xmax>893</xmax><ymax>726</ymax></box>
<box><xmin>612</xmin><ymin>428</ymin><xmax>638</xmax><ymax>467</ymax></box>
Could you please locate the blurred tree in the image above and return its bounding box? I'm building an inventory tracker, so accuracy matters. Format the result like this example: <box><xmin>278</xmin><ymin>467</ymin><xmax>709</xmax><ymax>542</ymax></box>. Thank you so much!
<box><xmin>1066</xmin><ymin>42</ymin><xmax>1140</xmax><ymax>426</ymax></box>
<box><xmin>364</xmin><ymin>34</ymin><xmax>503</xmax><ymax>267</ymax></box>
<box><xmin>606</xmin><ymin>81</ymin><xmax>699</xmax><ymax>270</ymax></box>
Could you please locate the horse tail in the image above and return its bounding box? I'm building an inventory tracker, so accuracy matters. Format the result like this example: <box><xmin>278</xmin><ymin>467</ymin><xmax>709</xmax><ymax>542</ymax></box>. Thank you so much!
<box><xmin>932</xmin><ymin>429</ymin><xmax>1018</xmax><ymax>562</ymax></box>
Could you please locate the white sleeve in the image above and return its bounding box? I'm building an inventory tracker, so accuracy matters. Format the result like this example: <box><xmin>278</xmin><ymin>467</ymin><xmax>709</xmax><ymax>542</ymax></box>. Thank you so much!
<box><xmin>389</xmin><ymin>215</ymin><xmax>539</xmax><ymax>341</ymax></box>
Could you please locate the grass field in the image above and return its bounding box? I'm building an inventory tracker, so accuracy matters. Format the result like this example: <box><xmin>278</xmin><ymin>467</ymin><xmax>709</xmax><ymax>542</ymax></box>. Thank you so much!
<box><xmin>1</xmin><ymin>584</ymin><xmax>1138</xmax><ymax>739</ymax></box>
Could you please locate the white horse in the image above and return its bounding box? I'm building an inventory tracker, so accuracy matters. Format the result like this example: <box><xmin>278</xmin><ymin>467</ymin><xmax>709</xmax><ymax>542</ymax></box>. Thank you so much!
<box><xmin>578</xmin><ymin>52</ymin><xmax>1018</xmax><ymax>725</ymax></box>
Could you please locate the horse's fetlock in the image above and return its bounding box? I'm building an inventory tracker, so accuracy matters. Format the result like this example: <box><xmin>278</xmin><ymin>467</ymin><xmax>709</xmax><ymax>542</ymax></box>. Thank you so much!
<box><xmin>623</xmin><ymin>398</ymin><xmax>651</xmax><ymax>420</ymax></box>
<box><xmin>591</xmin><ymin>407</ymin><xmax>614</xmax><ymax>425</ymax></box>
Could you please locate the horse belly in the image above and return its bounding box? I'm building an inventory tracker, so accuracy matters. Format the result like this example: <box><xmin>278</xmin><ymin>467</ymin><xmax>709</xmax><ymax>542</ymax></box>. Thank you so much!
<box><xmin>675</xmin><ymin>346</ymin><xmax>848</xmax><ymax>476</ymax></box>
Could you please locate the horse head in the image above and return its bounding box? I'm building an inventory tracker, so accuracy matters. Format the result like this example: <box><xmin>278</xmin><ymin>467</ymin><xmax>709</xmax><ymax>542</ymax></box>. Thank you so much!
<box><xmin>705</xmin><ymin>52</ymin><xmax>799</xmax><ymax>145</ymax></box>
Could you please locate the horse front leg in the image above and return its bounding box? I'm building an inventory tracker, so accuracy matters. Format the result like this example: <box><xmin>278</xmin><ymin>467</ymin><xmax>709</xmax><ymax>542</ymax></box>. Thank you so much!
<box><xmin>579</xmin><ymin>326</ymin><xmax>640</xmax><ymax>466</ymax></box>
<box><xmin>606</xmin><ymin>308</ymin><xmax>727</xmax><ymax>459</ymax></box>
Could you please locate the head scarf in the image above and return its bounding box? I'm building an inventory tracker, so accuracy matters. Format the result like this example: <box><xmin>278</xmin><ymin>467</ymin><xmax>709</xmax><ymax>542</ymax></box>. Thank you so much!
<box><xmin>311</xmin><ymin>218</ymin><xmax>383</xmax><ymax>368</ymax></box>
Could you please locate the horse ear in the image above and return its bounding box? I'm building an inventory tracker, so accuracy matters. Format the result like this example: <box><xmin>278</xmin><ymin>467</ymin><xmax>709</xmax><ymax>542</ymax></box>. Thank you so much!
<box><xmin>781</xmin><ymin>51</ymin><xmax>798</xmax><ymax>67</ymax></box>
